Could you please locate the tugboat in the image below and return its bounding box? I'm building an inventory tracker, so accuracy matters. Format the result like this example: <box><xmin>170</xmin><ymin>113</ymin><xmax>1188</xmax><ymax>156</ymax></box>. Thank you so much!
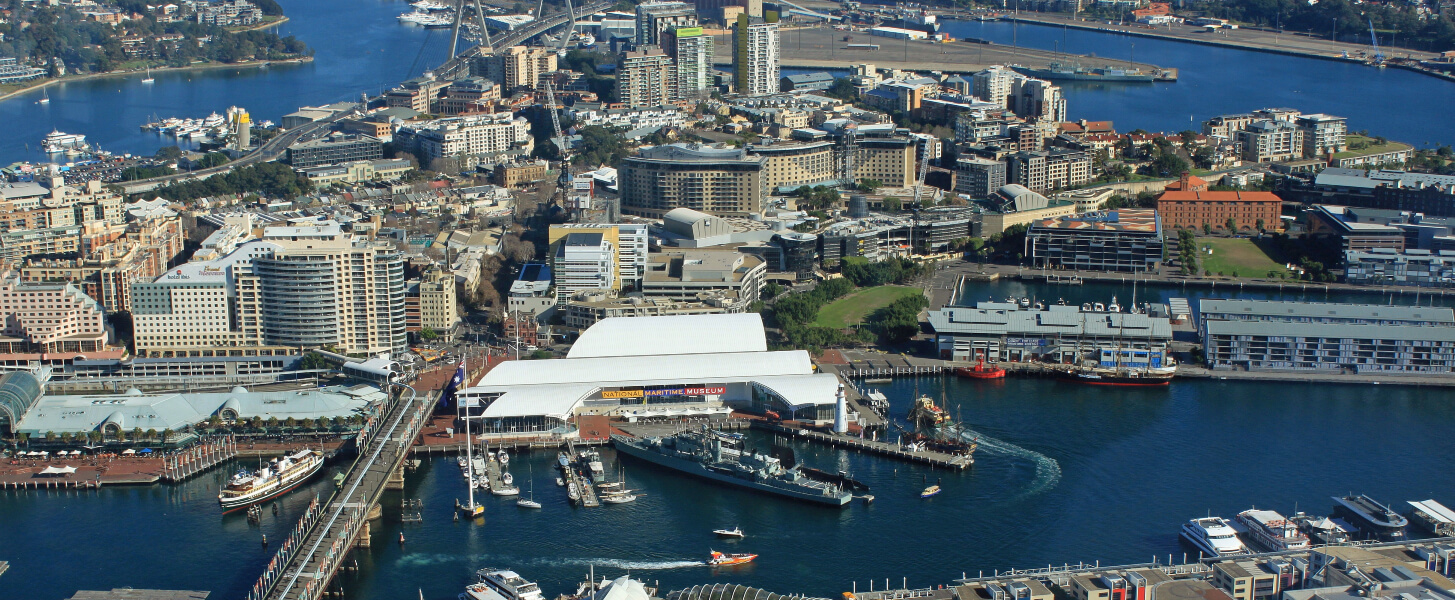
<box><xmin>218</xmin><ymin>449</ymin><xmax>324</xmax><ymax>512</ymax></box>
<box><xmin>957</xmin><ymin>357</ymin><xmax>1006</xmax><ymax>379</ymax></box>
<box><xmin>707</xmin><ymin>550</ymin><xmax>757</xmax><ymax>566</ymax></box>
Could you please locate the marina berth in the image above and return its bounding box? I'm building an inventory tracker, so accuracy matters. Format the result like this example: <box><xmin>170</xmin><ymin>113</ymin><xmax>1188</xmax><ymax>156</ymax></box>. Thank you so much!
<box><xmin>1180</xmin><ymin>516</ymin><xmax>1249</xmax><ymax>557</ymax></box>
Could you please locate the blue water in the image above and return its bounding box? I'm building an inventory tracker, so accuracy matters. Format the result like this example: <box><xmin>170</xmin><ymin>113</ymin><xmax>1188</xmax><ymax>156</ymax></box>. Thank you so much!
<box><xmin>0</xmin><ymin>0</ymin><xmax>471</xmax><ymax>162</ymax></box>
<box><xmin>5</xmin><ymin>371</ymin><xmax>1455</xmax><ymax>600</ymax></box>
<box><xmin>938</xmin><ymin>20</ymin><xmax>1455</xmax><ymax>145</ymax></box>
<box><xmin>2</xmin><ymin>5</ymin><xmax>1451</xmax><ymax>164</ymax></box>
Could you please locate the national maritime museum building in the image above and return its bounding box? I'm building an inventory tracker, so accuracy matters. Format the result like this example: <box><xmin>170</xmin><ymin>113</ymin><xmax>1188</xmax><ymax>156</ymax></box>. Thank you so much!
<box><xmin>459</xmin><ymin>313</ymin><xmax>844</xmax><ymax>435</ymax></box>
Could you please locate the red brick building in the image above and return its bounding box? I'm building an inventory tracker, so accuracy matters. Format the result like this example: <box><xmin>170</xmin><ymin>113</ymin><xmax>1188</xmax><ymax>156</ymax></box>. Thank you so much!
<box><xmin>1156</xmin><ymin>189</ymin><xmax>1283</xmax><ymax>232</ymax></box>
<box><xmin>1163</xmin><ymin>172</ymin><xmax>1209</xmax><ymax>192</ymax></box>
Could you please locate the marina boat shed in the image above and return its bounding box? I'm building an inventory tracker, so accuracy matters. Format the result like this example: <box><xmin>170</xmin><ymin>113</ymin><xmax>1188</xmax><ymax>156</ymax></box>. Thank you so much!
<box><xmin>11</xmin><ymin>384</ymin><xmax>387</xmax><ymax>437</ymax></box>
<box><xmin>927</xmin><ymin>303</ymin><xmax>1173</xmax><ymax>362</ymax></box>
<box><xmin>460</xmin><ymin>313</ymin><xmax>841</xmax><ymax>434</ymax></box>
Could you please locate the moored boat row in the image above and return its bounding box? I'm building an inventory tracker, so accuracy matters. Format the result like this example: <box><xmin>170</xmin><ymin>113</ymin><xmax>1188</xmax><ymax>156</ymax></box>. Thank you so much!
<box><xmin>1181</xmin><ymin>493</ymin><xmax>1448</xmax><ymax>556</ymax></box>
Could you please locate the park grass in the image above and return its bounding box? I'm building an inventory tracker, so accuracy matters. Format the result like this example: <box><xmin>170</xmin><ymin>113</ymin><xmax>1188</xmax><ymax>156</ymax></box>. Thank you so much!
<box><xmin>814</xmin><ymin>285</ymin><xmax>922</xmax><ymax>329</ymax></box>
<box><xmin>1333</xmin><ymin>134</ymin><xmax>1412</xmax><ymax>159</ymax></box>
<box><xmin>1195</xmin><ymin>237</ymin><xmax>1289</xmax><ymax>278</ymax></box>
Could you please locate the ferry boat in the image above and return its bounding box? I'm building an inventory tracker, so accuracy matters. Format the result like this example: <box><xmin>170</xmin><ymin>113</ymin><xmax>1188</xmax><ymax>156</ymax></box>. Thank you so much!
<box><xmin>707</xmin><ymin>551</ymin><xmax>756</xmax><ymax>566</ymax></box>
<box><xmin>1180</xmin><ymin>516</ymin><xmax>1249</xmax><ymax>557</ymax></box>
<box><xmin>611</xmin><ymin>429</ymin><xmax>852</xmax><ymax>507</ymax></box>
<box><xmin>1235</xmin><ymin>509</ymin><xmax>1309</xmax><ymax>551</ymax></box>
<box><xmin>218</xmin><ymin>449</ymin><xmax>324</xmax><ymax>512</ymax></box>
<box><xmin>474</xmin><ymin>569</ymin><xmax>546</xmax><ymax>600</ymax></box>
<box><xmin>1407</xmin><ymin>500</ymin><xmax>1455</xmax><ymax>536</ymax></box>
<box><xmin>42</xmin><ymin>130</ymin><xmax>88</xmax><ymax>154</ymax></box>
<box><xmin>1332</xmin><ymin>495</ymin><xmax>1408</xmax><ymax>540</ymax></box>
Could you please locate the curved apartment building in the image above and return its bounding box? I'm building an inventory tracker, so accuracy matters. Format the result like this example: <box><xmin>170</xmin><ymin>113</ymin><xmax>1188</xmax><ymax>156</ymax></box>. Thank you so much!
<box><xmin>619</xmin><ymin>143</ymin><xmax>765</xmax><ymax>218</ymax></box>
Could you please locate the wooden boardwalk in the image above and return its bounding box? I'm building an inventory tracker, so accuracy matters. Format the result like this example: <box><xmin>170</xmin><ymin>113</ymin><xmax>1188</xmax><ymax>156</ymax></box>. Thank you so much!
<box><xmin>750</xmin><ymin>422</ymin><xmax>973</xmax><ymax>470</ymax></box>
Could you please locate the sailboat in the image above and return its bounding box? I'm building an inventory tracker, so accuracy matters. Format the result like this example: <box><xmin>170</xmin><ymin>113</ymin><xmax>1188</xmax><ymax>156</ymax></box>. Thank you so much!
<box><xmin>516</xmin><ymin>464</ymin><xmax>541</xmax><ymax>509</ymax></box>
<box><xmin>38</xmin><ymin>88</ymin><xmax>49</xmax><ymax>104</ymax></box>
<box><xmin>142</xmin><ymin>67</ymin><xmax>155</xmax><ymax>84</ymax></box>
<box><xmin>457</xmin><ymin>356</ymin><xmax>485</xmax><ymax>518</ymax></box>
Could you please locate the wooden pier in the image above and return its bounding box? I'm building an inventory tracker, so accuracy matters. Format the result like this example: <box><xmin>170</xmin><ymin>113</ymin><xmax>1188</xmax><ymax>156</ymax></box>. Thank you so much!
<box><xmin>561</xmin><ymin>442</ymin><xmax>600</xmax><ymax>508</ymax></box>
<box><xmin>161</xmin><ymin>435</ymin><xmax>238</xmax><ymax>482</ymax></box>
<box><xmin>751</xmin><ymin>422</ymin><xmax>973</xmax><ymax>470</ymax></box>
<box><xmin>481</xmin><ymin>451</ymin><xmax>518</xmax><ymax>497</ymax></box>
<box><xmin>841</xmin><ymin>365</ymin><xmax>948</xmax><ymax>380</ymax></box>
<box><xmin>409</xmin><ymin>435</ymin><xmax>606</xmax><ymax>456</ymax></box>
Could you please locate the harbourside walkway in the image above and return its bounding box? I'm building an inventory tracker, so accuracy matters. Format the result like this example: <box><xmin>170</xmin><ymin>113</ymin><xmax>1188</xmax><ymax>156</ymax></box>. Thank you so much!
<box><xmin>254</xmin><ymin>384</ymin><xmax>434</xmax><ymax>600</ymax></box>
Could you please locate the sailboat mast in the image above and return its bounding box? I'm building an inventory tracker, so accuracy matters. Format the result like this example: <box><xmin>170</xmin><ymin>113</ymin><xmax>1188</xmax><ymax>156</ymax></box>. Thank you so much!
<box><xmin>464</xmin><ymin>354</ymin><xmax>475</xmax><ymax>509</ymax></box>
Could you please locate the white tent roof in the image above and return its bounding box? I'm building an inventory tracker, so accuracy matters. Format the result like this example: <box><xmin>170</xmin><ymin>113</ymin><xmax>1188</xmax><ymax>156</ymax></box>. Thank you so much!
<box><xmin>479</xmin><ymin>384</ymin><xmax>599</xmax><ymax>420</ymax></box>
<box><xmin>566</xmin><ymin>313</ymin><xmax>768</xmax><ymax>359</ymax></box>
<box><xmin>39</xmin><ymin>465</ymin><xmax>76</xmax><ymax>474</ymax></box>
<box><xmin>592</xmin><ymin>576</ymin><xmax>652</xmax><ymax>600</ymax></box>
<box><xmin>477</xmin><ymin>350</ymin><xmax>813</xmax><ymax>388</ymax></box>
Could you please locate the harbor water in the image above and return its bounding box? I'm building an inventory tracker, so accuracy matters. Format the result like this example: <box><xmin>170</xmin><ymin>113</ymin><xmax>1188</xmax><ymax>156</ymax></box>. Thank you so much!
<box><xmin>4</xmin><ymin>371</ymin><xmax>1454</xmax><ymax>600</ymax></box>
<box><xmin>2</xmin><ymin>4</ymin><xmax>1454</xmax><ymax>163</ymax></box>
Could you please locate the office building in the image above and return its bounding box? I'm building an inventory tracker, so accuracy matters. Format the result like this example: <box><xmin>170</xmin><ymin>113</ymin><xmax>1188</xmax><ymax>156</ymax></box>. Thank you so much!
<box><xmin>551</xmin><ymin>232</ymin><xmax>617</xmax><ymax>303</ymax></box>
<box><xmin>1304</xmin><ymin>204</ymin><xmax>1407</xmax><ymax>252</ymax></box>
<box><xmin>1026</xmin><ymin>209</ymin><xmax>1164</xmax><ymax>272</ymax></box>
<box><xmin>955</xmin><ymin>156</ymin><xmax>1007</xmax><ymax>198</ymax></box>
<box><xmin>1309</xmin><ymin>168</ymin><xmax>1455</xmax><ymax>217</ymax></box>
<box><xmin>1156</xmin><ymin>188</ymin><xmax>1282</xmax><ymax>232</ymax></box>
<box><xmin>854</xmin><ymin>136</ymin><xmax>916</xmax><ymax>188</ymax></box>
<box><xmin>972</xmin><ymin>65</ymin><xmax>1064</xmax><ymax>122</ymax></box>
<box><xmin>664</xmin><ymin>26</ymin><xmax>714</xmax><ymax>100</ymax></box>
<box><xmin>732</xmin><ymin>15</ymin><xmax>779</xmax><ymax>96</ymax></box>
<box><xmin>130</xmin><ymin>222</ymin><xmax>407</xmax><ymax>358</ymax></box>
<box><xmin>1006</xmin><ymin>148</ymin><xmax>1092</xmax><ymax>192</ymax></box>
<box><xmin>507</xmin><ymin>263</ymin><xmax>555</xmax><ymax>317</ymax></box>
<box><xmin>493</xmin><ymin>159</ymin><xmax>548</xmax><ymax>187</ymax></box>
<box><xmin>619</xmin><ymin>143</ymin><xmax>765</xmax><ymax>218</ymax></box>
<box><xmin>1294</xmin><ymin>113</ymin><xmax>1348</xmax><ymax>158</ymax></box>
<box><xmin>617</xmin><ymin>46</ymin><xmax>677</xmax><ymax>108</ymax></box>
<box><xmin>1198</xmin><ymin>299</ymin><xmax>1455</xmax><ymax>374</ymax></box>
<box><xmin>642</xmin><ymin>248</ymin><xmax>765</xmax><ymax>303</ymax></box>
<box><xmin>746</xmin><ymin>140</ymin><xmax>836</xmax><ymax>192</ymax></box>
<box><xmin>562</xmin><ymin>295</ymin><xmax>748</xmax><ymax>329</ymax></box>
<box><xmin>1345</xmin><ymin>248</ymin><xmax>1455</xmax><ymax>288</ymax></box>
<box><xmin>396</xmin><ymin>113</ymin><xmax>532</xmax><ymax>162</ymax></box>
<box><xmin>636</xmin><ymin>1</ymin><xmax>697</xmax><ymax>45</ymax></box>
<box><xmin>407</xmin><ymin>265</ymin><xmax>458</xmax><ymax>334</ymax></box>
<box><xmin>1237</xmin><ymin>120</ymin><xmax>1304</xmax><ymax>163</ymax></box>
<box><xmin>286</xmin><ymin>134</ymin><xmax>384</xmax><ymax>169</ymax></box>
<box><xmin>548</xmin><ymin>223</ymin><xmax>650</xmax><ymax>294</ymax></box>
<box><xmin>385</xmin><ymin>76</ymin><xmax>449</xmax><ymax>112</ymax></box>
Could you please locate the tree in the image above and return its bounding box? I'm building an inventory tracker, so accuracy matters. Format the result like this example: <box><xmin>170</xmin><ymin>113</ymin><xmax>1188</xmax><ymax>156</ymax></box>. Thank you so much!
<box><xmin>858</xmin><ymin>179</ymin><xmax>883</xmax><ymax>193</ymax></box>
<box><xmin>154</xmin><ymin>145</ymin><xmax>183</xmax><ymax>160</ymax></box>
<box><xmin>882</xmin><ymin>196</ymin><xmax>902</xmax><ymax>212</ymax></box>
<box><xmin>1225</xmin><ymin>217</ymin><xmax>1238</xmax><ymax>232</ymax></box>
<box><xmin>161</xmin><ymin>429</ymin><xmax>172</xmax><ymax>443</ymax></box>
<box><xmin>45</xmin><ymin>431</ymin><xmax>56</xmax><ymax>442</ymax></box>
<box><xmin>826</xmin><ymin>77</ymin><xmax>857</xmax><ymax>101</ymax></box>
<box><xmin>1256</xmin><ymin>218</ymin><xmax>1266</xmax><ymax>233</ymax></box>
<box><xmin>421</xmin><ymin>327</ymin><xmax>438</xmax><ymax>340</ymax></box>
<box><xmin>1202</xmin><ymin>223</ymin><xmax>1213</xmax><ymax>235</ymax></box>
<box><xmin>145</xmin><ymin>428</ymin><xmax>158</xmax><ymax>441</ymax></box>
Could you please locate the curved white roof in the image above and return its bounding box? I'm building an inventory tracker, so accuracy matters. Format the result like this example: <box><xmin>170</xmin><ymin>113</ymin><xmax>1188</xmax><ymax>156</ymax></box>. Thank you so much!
<box><xmin>480</xmin><ymin>350</ymin><xmax>811</xmax><ymax>387</ymax></box>
<box><xmin>566</xmin><ymin>313</ymin><xmax>768</xmax><ymax>358</ymax></box>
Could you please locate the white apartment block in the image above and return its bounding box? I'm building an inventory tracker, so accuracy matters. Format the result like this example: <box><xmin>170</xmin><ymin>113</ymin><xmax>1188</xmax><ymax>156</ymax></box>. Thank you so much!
<box><xmin>1295</xmin><ymin>113</ymin><xmax>1348</xmax><ymax>158</ymax></box>
<box><xmin>553</xmin><ymin>231</ymin><xmax>617</xmax><ymax>303</ymax></box>
<box><xmin>567</xmin><ymin>104</ymin><xmax>686</xmax><ymax>130</ymax></box>
<box><xmin>403</xmin><ymin>113</ymin><xmax>531</xmax><ymax>162</ymax></box>
<box><xmin>617</xmin><ymin>46</ymin><xmax>676</xmax><ymax>108</ymax></box>
<box><xmin>733</xmin><ymin>19</ymin><xmax>779</xmax><ymax>96</ymax></box>
<box><xmin>0</xmin><ymin>271</ymin><xmax>109</xmax><ymax>354</ymax></box>
<box><xmin>671</xmin><ymin>29</ymin><xmax>713</xmax><ymax>100</ymax></box>
<box><xmin>1236</xmin><ymin>120</ymin><xmax>1304</xmax><ymax>163</ymax></box>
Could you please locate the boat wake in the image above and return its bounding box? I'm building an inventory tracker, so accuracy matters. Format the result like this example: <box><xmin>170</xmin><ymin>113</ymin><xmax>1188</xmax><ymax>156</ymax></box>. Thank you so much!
<box><xmin>397</xmin><ymin>553</ymin><xmax>704</xmax><ymax>570</ymax></box>
<box><xmin>957</xmin><ymin>428</ymin><xmax>1061</xmax><ymax>497</ymax></box>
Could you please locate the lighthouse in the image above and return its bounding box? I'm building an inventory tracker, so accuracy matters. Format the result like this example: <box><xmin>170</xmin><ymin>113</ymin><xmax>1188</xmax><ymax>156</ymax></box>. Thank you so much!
<box><xmin>833</xmin><ymin>382</ymin><xmax>848</xmax><ymax>434</ymax></box>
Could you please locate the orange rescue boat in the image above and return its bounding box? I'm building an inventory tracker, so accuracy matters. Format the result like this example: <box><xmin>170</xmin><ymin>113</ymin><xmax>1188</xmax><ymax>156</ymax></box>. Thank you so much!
<box><xmin>957</xmin><ymin>357</ymin><xmax>1006</xmax><ymax>379</ymax></box>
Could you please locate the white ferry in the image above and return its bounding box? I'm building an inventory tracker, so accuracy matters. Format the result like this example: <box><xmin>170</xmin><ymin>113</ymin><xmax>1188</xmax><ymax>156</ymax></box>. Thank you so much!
<box><xmin>1180</xmin><ymin>516</ymin><xmax>1249</xmax><ymax>557</ymax></box>
<box><xmin>474</xmin><ymin>569</ymin><xmax>545</xmax><ymax>600</ymax></box>
<box><xmin>42</xmin><ymin>130</ymin><xmax>88</xmax><ymax>154</ymax></box>
<box><xmin>1235</xmin><ymin>509</ymin><xmax>1310</xmax><ymax>551</ymax></box>
<box><xmin>218</xmin><ymin>449</ymin><xmax>324</xmax><ymax>512</ymax></box>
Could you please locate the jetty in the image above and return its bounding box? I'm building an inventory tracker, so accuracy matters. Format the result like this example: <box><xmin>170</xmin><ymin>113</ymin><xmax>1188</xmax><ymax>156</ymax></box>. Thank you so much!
<box><xmin>750</xmin><ymin>420</ymin><xmax>973</xmax><ymax>470</ymax></box>
<box><xmin>161</xmin><ymin>435</ymin><xmax>238</xmax><ymax>482</ymax></box>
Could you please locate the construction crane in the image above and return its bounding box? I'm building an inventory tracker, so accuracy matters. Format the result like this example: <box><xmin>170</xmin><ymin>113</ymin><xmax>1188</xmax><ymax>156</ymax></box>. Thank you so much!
<box><xmin>910</xmin><ymin>136</ymin><xmax>933</xmax><ymax>208</ymax></box>
<box><xmin>542</xmin><ymin>0</ymin><xmax>575</xmax><ymax>155</ymax></box>
<box><xmin>1367</xmin><ymin>19</ymin><xmax>1385</xmax><ymax>66</ymax></box>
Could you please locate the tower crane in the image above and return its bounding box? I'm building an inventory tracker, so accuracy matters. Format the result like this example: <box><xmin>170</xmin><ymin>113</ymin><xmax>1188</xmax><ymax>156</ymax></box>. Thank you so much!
<box><xmin>911</xmin><ymin>136</ymin><xmax>933</xmax><ymax>208</ymax></box>
<box><xmin>1367</xmin><ymin>19</ymin><xmax>1385</xmax><ymax>66</ymax></box>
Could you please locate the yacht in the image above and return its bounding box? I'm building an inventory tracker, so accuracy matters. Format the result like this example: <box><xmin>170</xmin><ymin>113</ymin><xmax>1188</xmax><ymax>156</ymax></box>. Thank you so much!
<box><xmin>218</xmin><ymin>449</ymin><xmax>324</xmax><ymax>512</ymax></box>
<box><xmin>42</xmin><ymin>130</ymin><xmax>87</xmax><ymax>154</ymax></box>
<box><xmin>475</xmin><ymin>569</ymin><xmax>546</xmax><ymax>600</ymax></box>
<box><xmin>1235</xmin><ymin>509</ymin><xmax>1309</xmax><ymax>551</ymax></box>
<box><xmin>1180</xmin><ymin>516</ymin><xmax>1249</xmax><ymax>557</ymax></box>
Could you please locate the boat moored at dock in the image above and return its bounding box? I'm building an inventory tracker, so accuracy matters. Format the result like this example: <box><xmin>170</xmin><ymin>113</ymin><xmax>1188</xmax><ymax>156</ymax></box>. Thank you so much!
<box><xmin>474</xmin><ymin>569</ymin><xmax>546</xmax><ymax>600</ymax></box>
<box><xmin>1180</xmin><ymin>516</ymin><xmax>1249</xmax><ymax>557</ymax></box>
<box><xmin>1333</xmin><ymin>495</ymin><xmax>1408</xmax><ymax>540</ymax></box>
<box><xmin>611</xmin><ymin>429</ymin><xmax>852</xmax><ymax>507</ymax></box>
<box><xmin>1235</xmin><ymin>509</ymin><xmax>1309</xmax><ymax>551</ymax></box>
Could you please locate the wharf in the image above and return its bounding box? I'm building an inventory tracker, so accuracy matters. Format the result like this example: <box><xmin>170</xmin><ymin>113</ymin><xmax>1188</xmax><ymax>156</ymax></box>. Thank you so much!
<box><xmin>561</xmin><ymin>442</ymin><xmax>600</xmax><ymax>507</ymax></box>
<box><xmin>481</xmin><ymin>453</ymin><xmax>517</xmax><ymax>496</ymax></box>
<box><xmin>750</xmin><ymin>420</ymin><xmax>973</xmax><ymax>470</ymax></box>
<box><xmin>160</xmin><ymin>436</ymin><xmax>237</xmax><ymax>483</ymax></box>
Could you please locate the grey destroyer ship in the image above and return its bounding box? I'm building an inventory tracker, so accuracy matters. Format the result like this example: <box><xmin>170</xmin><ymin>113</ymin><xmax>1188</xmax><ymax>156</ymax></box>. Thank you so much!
<box><xmin>611</xmin><ymin>428</ymin><xmax>852</xmax><ymax>506</ymax></box>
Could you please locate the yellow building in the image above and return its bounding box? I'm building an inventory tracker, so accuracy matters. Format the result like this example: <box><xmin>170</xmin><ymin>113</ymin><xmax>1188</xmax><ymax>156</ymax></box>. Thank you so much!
<box><xmin>547</xmin><ymin>224</ymin><xmax>651</xmax><ymax>296</ymax></box>
<box><xmin>980</xmin><ymin>200</ymin><xmax>1077</xmax><ymax>235</ymax></box>
<box><xmin>747</xmin><ymin>141</ymin><xmax>836</xmax><ymax>192</ymax></box>
<box><xmin>855</xmin><ymin>137</ymin><xmax>915</xmax><ymax>187</ymax></box>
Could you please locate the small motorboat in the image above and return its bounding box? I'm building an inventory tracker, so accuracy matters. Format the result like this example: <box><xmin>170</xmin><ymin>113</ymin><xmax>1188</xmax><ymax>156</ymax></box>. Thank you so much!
<box><xmin>502</xmin><ymin>472</ymin><xmax>513</xmax><ymax>486</ymax></box>
<box><xmin>516</xmin><ymin>497</ymin><xmax>542</xmax><ymax>509</ymax></box>
<box><xmin>498</xmin><ymin>451</ymin><xmax>509</xmax><ymax>467</ymax></box>
<box><xmin>713</xmin><ymin>527</ymin><xmax>745</xmax><ymax>538</ymax></box>
<box><xmin>492</xmin><ymin>486</ymin><xmax>520</xmax><ymax>497</ymax></box>
<box><xmin>556</xmin><ymin>477</ymin><xmax>565</xmax><ymax>487</ymax></box>
<box><xmin>957</xmin><ymin>357</ymin><xmax>1006</xmax><ymax>379</ymax></box>
<box><xmin>921</xmin><ymin>485</ymin><xmax>941</xmax><ymax>499</ymax></box>
<box><xmin>708</xmin><ymin>550</ymin><xmax>757</xmax><ymax>566</ymax></box>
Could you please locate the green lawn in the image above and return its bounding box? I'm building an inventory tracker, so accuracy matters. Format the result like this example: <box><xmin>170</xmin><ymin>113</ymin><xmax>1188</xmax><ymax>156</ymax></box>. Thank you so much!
<box><xmin>814</xmin><ymin>285</ymin><xmax>922</xmax><ymax>329</ymax></box>
<box><xmin>1195</xmin><ymin>237</ymin><xmax>1289</xmax><ymax>278</ymax></box>
<box><xmin>1333</xmin><ymin>134</ymin><xmax>1412</xmax><ymax>159</ymax></box>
